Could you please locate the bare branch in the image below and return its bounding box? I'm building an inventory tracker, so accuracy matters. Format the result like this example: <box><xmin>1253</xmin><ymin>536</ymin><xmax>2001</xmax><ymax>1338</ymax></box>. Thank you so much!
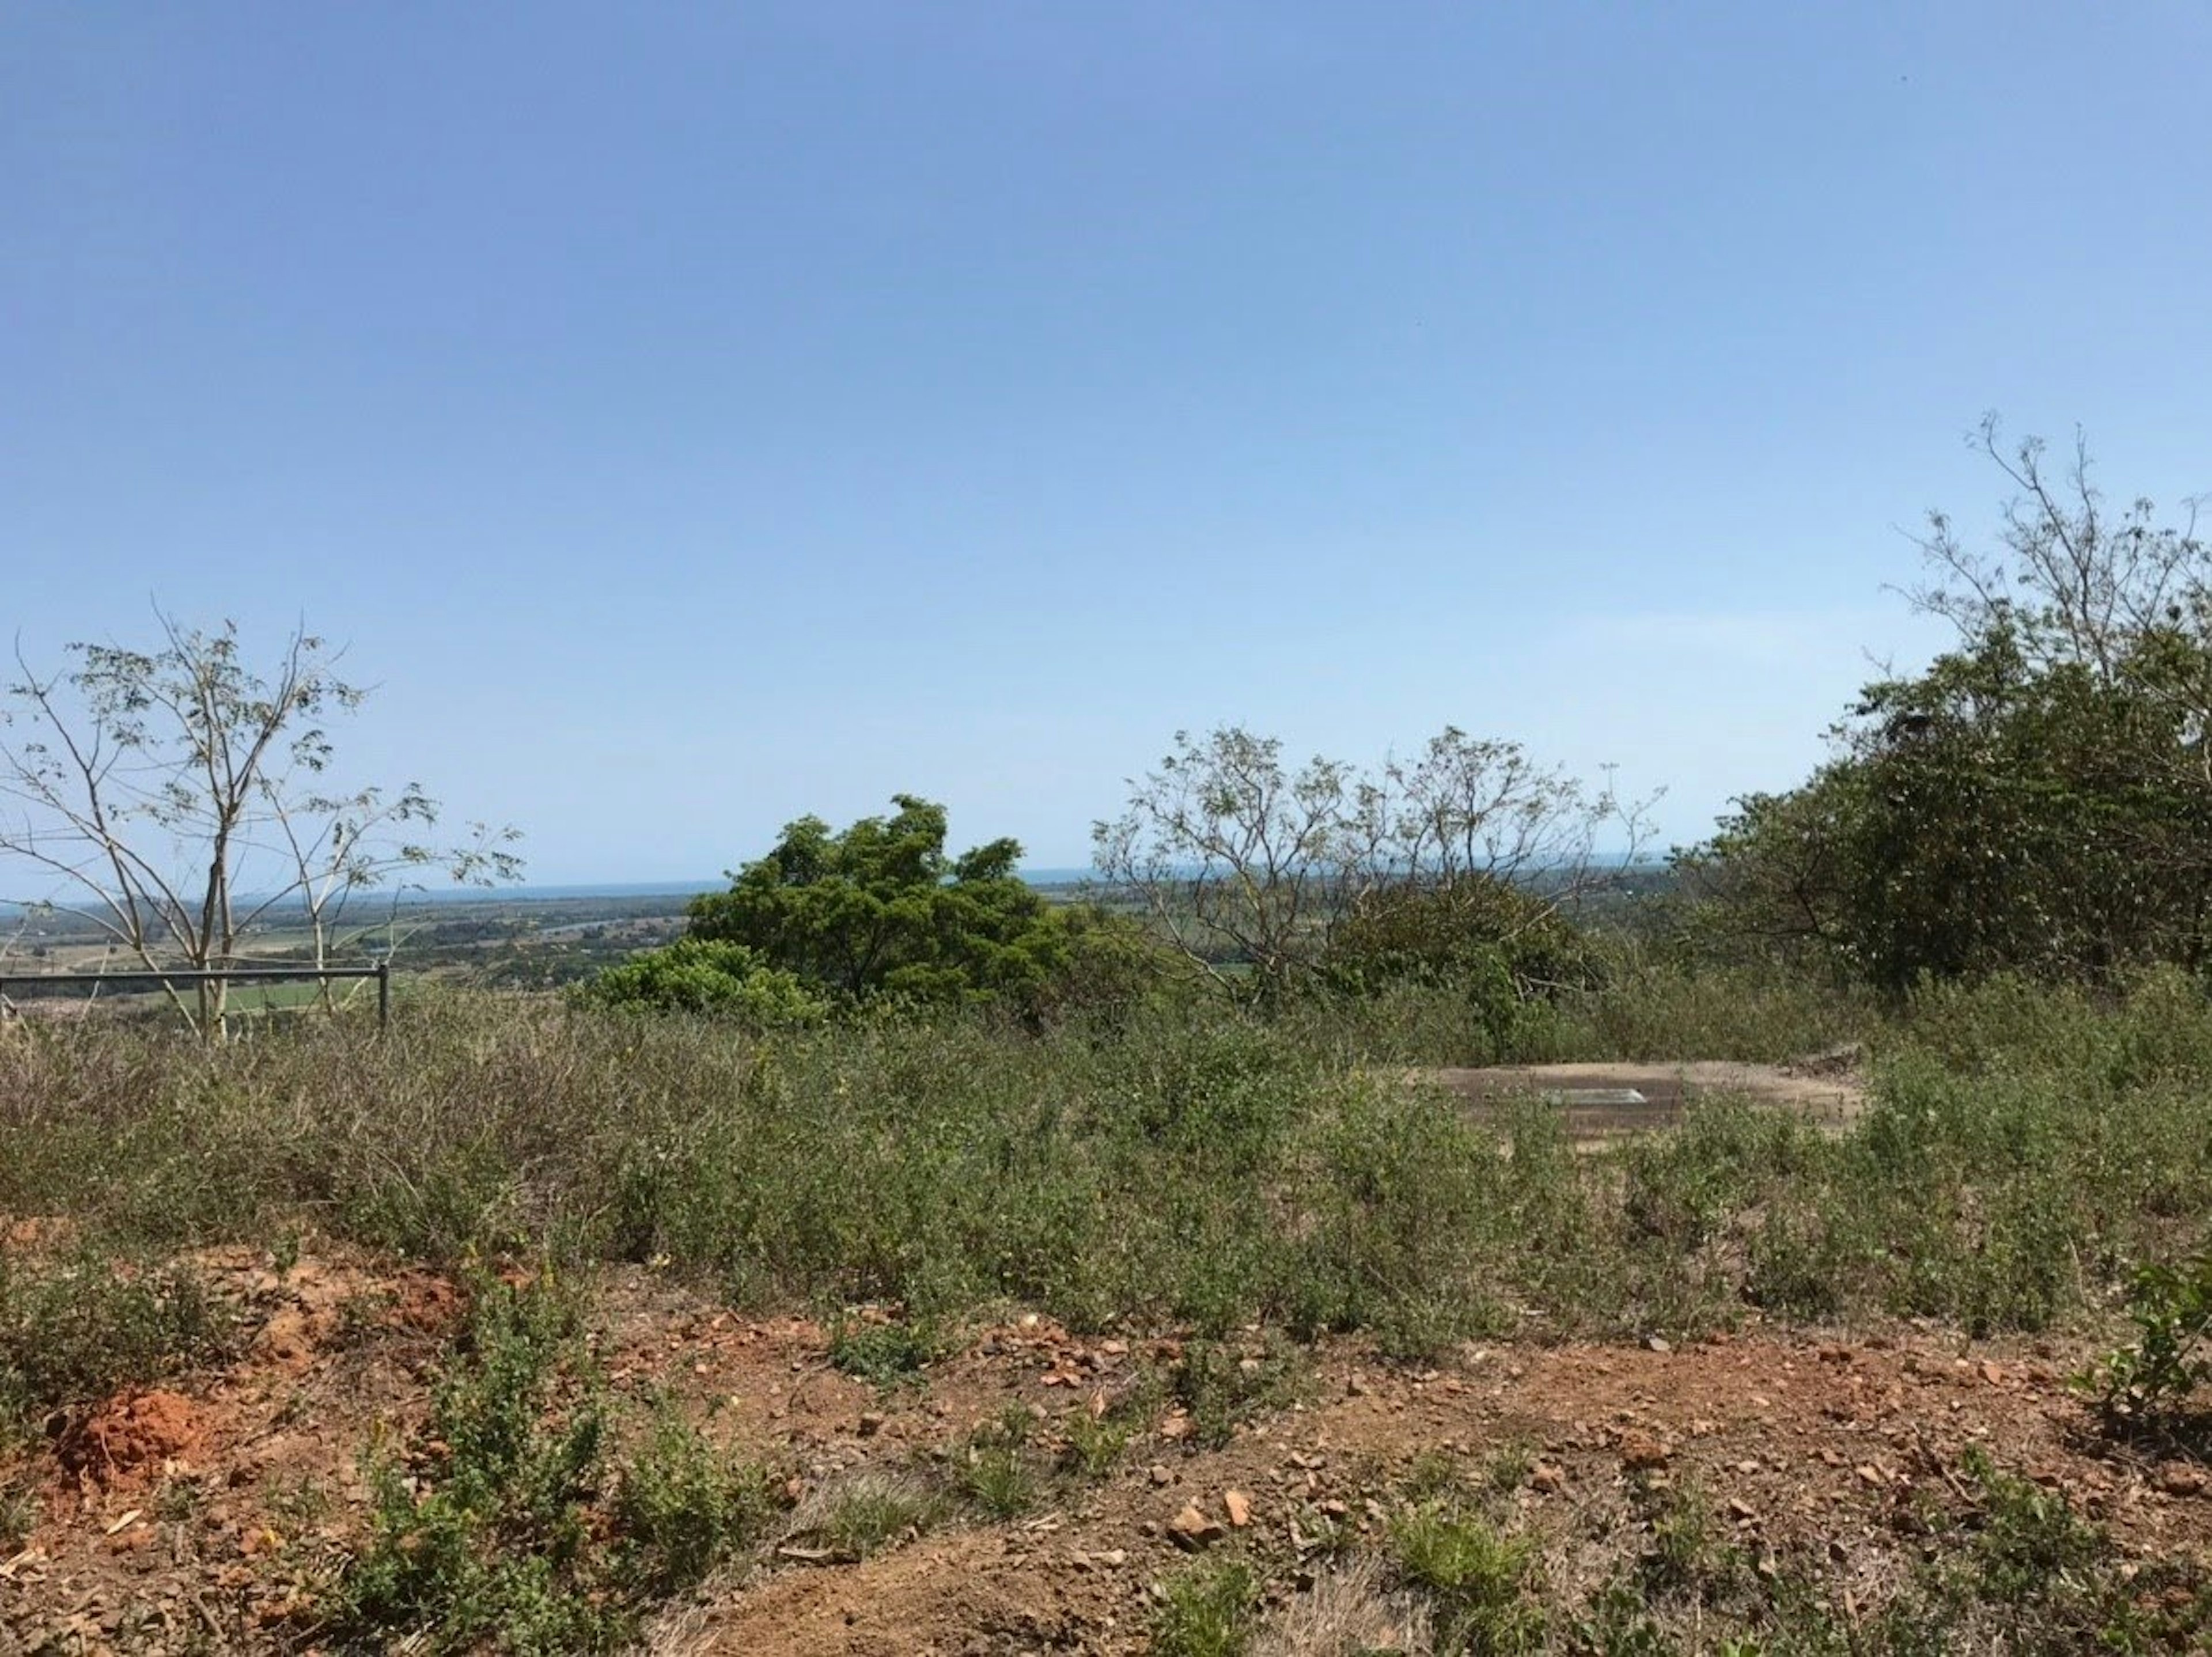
<box><xmin>0</xmin><ymin>613</ymin><xmax>522</xmax><ymax>1037</ymax></box>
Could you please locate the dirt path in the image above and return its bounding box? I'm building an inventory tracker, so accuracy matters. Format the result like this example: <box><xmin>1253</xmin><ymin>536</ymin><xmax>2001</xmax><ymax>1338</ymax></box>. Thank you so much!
<box><xmin>7</xmin><ymin>1251</ymin><xmax>2207</xmax><ymax>1655</ymax></box>
<box><xmin>661</xmin><ymin>1329</ymin><xmax>2202</xmax><ymax>1654</ymax></box>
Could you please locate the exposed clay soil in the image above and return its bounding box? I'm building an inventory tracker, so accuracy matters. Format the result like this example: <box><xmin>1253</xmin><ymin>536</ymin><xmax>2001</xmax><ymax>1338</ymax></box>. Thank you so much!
<box><xmin>5</xmin><ymin>1242</ymin><xmax>2209</xmax><ymax>1655</ymax></box>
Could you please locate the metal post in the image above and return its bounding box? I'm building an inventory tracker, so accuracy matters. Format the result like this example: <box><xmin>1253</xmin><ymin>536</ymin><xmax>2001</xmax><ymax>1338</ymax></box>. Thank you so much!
<box><xmin>376</xmin><ymin>961</ymin><xmax>390</xmax><ymax>1033</ymax></box>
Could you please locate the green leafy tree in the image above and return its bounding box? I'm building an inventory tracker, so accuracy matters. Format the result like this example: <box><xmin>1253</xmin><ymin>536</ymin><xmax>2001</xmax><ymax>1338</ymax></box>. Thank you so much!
<box><xmin>668</xmin><ymin>797</ymin><xmax>1079</xmax><ymax>1011</ymax></box>
<box><xmin>1681</xmin><ymin>422</ymin><xmax>2212</xmax><ymax>994</ymax></box>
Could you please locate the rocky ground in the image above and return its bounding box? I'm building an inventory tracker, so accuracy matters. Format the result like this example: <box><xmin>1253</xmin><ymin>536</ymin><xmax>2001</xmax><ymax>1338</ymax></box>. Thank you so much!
<box><xmin>5</xmin><ymin>1238</ymin><xmax>2209</xmax><ymax>1655</ymax></box>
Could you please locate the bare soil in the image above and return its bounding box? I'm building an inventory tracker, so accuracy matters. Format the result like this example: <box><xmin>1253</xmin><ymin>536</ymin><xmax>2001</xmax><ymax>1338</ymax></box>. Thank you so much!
<box><xmin>5</xmin><ymin>1243</ymin><xmax>2208</xmax><ymax>1655</ymax></box>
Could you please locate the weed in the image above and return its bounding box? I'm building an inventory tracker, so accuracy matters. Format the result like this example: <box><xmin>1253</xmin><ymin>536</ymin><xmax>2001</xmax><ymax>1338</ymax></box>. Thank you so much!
<box><xmin>787</xmin><ymin>1470</ymin><xmax>942</xmax><ymax>1560</ymax></box>
<box><xmin>1947</xmin><ymin>1446</ymin><xmax>2108</xmax><ymax>1607</ymax></box>
<box><xmin>1882</xmin><ymin>1449</ymin><xmax>2212</xmax><ymax>1652</ymax></box>
<box><xmin>328</xmin><ymin>1275</ymin><xmax>618</xmax><ymax>1652</ymax></box>
<box><xmin>1484</xmin><ymin>1438</ymin><xmax>1537</xmax><ymax>1497</ymax></box>
<box><xmin>950</xmin><ymin>1406</ymin><xmax>1041</xmax><ymax>1517</ymax></box>
<box><xmin>611</xmin><ymin>1398</ymin><xmax>779</xmax><ymax>1597</ymax></box>
<box><xmin>1250</xmin><ymin>1556</ymin><xmax>1431</xmax><ymax>1657</ymax></box>
<box><xmin>5</xmin><ymin>973</ymin><xmax>2212</xmax><ymax>1398</ymax></box>
<box><xmin>1152</xmin><ymin>1557</ymin><xmax>1260</xmax><ymax>1657</ymax></box>
<box><xmin>327</xmin><ymin>1273</ymin><xmax>783</xmax><ymax>1652</ymax></box>
<box><xmin>0</xmin><ymin>1248</ymin><xmax>242</xmax><ymax>1428</ymax></box>
<box><xmin>826</xmin><ymin>1311</ymin><xmax>940</xmax><ymax>1388</ymax></box>
<box><xmin>1635</xmin><ymin>1478</ymin><xmax>1744</xmax><ymax>1602</ymax></box>
<box><xmin>329</xmin><ymin>1287</ymin><xmax>399</xmax><ymax>1350</ymax></box>
<box><xmin>154</xmin><ymin>1473</ymin><xmax>210</xmax><ymax>1526</ymax></box>
<box><xmin>1058</xmin><ymin>1402</ymin><xmax>1135</xmax><ymax>1480</ymax></box>
<box><xmin>1564</xmin><ymin>1576</ymin><xmax>1679</xmax><ymax>1657</ymax></box>
<box><xmin>956</xmin><ymin>1440</ymin><xmax>1037</xmax><ymax>1519</ymax></box>
<box><xmin>1387</xmin><ymin>1499</ymin><xmax>1543</xmax><ymax>1653</ymax></box>
<box><xmin>1399</xmin><ymin>1449</ymin><xmax>1477</xmax><ymax>1506</ymax></box>
<box><xmin>1168</xmin><ymin>1335</ymin><xmax>1309</xmax><ymax>1449</ymax></box>
<box><xmin>2089</xmin><ymin>1245</ymin><xmax>2212</xmax><ymax>1435</ymax></box>
<box><xmin>0</xmin><ymin>1466</ymin><xmax>39</xmax><ymax>1552</ymax></box>
<box><xmin>265</xmin><ymin>1472</ymin><xmax>332</xmax><ymax>1534</ymax></box>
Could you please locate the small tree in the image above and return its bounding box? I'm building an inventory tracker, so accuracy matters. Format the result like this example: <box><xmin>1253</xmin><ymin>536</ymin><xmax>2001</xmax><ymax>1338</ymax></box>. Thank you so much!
<box><xmin>0</xmin><ymin>615</ymin><xmax>522</xmax><ymax>1035</ymax></box>
<box><xmin>1093</xmin><ymin>725</ymin><xmax>1649</xmax><ymax>1002</ymax></box>
<box><xmin>680</xmin><ymin>795</ymin><xmax>1079</xmax><ymax>1009</ymax></box>
<box><xmin>1681</xmin><ymin>421</ymin><xmax>2212</xmax><ymax>994</ymax></box>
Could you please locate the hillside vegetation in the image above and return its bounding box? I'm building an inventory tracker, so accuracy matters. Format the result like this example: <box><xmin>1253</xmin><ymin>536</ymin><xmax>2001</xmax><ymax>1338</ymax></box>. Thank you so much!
<box><xmin>5</xmin><ymin>431</ymin><xmax>2211</xmax><ymax>1651</ymax></box>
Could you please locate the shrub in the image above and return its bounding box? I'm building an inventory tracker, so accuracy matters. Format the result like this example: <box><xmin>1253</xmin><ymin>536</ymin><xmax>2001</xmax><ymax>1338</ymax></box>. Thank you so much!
<box><xmin>577</xmin><ymin>938</ymin><xmax>828</xmax><ymax>1023</ymax></box>
<box><xmin>2090</xmin><ymin>1246</ymin><xmax>2212</xmax><ymax>1432</ymax></box>
<box><xmin>1153</xmin><ymin>1559</ymin><xmax>1260</xmax><ymax>1657</ymax></box>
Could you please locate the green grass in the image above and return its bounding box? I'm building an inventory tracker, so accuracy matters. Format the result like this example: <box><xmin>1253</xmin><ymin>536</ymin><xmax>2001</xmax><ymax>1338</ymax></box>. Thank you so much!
<box><xmin>3</xmin><ymin>970</ymin><xmax>2211</xmax><ymax>1363</ymax></box>
<box><xmin>1152</xmin><ymin>1558</ymin><xmax>1260</xmax><ymax>1657</ymax></box>
<box><xmin>1385</xmin><ymin>1499</ymin><xmax>1543</xmax><ymax>1654</ymax></box>
<box><xmin>786</xmin><ymin>1470</ymin><xmax>944</xmax><ymax>1560</ymax></box>
<box><xmin>7</xmin><ymin>968</ymin><xmax>2212</xmax><ymax>1651</ymax></box>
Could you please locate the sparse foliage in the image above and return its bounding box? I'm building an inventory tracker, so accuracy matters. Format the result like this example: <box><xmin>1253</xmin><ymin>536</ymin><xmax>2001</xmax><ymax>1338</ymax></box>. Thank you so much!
<box><xmin>1094</xmin><ymin>726</ymin><xmax>1649</xmax><ymax>1003</ymax></box>
<box><xmin>1682</xmin><ymin>422</ymin><xmax>2212</xmax><ymax>994</ymax></box>
<box><xmin>0</xmin><ymin>615</ymin><xmax>521</xmax><ymax>1034</ymax></box>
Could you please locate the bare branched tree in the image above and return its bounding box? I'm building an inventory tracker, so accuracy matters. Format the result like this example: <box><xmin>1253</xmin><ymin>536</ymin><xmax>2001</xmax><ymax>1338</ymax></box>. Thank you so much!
<box><xmin>1914</xmin><ymin>413</ymin><xmax>2210</xmax><ymax>683</ymax></box>
<box><xmin>1913</xmin><ymin>414</ymin><xmax>2212</xmax><ymax>791</ymax></box>
<box><xmin>1093</xmin><ymin>725</ymin><xmax>1654</xmax><ymax>999</ymax></box>
<box><xmin>0</xmin><ymin>614</ymin><xmax>523</xmax><ymax>1036</ymax></box>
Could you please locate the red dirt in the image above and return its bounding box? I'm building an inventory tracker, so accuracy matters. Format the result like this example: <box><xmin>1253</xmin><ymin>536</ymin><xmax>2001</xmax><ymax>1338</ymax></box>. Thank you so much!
<box><xmin>56</xmin><ymin>1393</ymin><xmax>204</xmax><ymax>1484</ymax></box>
<box><xmin>3</xmin><ymin>1250</ymin><xmax>2207</xmax><ymax>1655</ymax></box>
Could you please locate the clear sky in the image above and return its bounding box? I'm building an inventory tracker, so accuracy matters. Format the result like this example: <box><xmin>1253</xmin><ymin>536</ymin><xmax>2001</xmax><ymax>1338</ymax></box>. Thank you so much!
<box><xmin>5</xmin><ymin>3</ymin><xmax>2208</xmax><ymax>884</ymax></box>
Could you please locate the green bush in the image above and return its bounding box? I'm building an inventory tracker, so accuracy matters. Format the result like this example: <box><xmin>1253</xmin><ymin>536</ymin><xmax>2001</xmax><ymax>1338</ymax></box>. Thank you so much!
<box><xmin>328</xmin><ymin>1275</ymin><xmax>778</xmax><ymax>1653</ymax></box>
<box><xmin>577</xmin><ymin>938</ymin><xmax>828</xmax><ymax>1022</ymax></box>
<box><xmin>2091</xmin><ymin>1246</ymin><xmax>2212</xmax><ymax>1431</ymax></box>
<box><xmin>0</xmin><ymin>1249</ymin><xmax>242</xmax><ymax>1430</ymax></box>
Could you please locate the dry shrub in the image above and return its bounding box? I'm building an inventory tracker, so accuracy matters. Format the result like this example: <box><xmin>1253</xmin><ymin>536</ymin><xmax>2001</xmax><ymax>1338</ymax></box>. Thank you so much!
<box><xmin>1251</xmin><ymin>1556</ymin><xmax>1433</xmax><ymax>1657</ymax></box>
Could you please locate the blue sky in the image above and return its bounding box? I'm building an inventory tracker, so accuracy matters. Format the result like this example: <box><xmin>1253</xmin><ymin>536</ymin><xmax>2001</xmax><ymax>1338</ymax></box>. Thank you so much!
<box><xmin>5</xmin><ymin>3</ymin><xmax>2208</xmax><ymax>884</ymax></box>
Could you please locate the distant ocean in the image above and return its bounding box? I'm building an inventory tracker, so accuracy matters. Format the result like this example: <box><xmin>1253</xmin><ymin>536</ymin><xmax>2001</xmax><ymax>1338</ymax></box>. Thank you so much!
<box><xmin>3</xmin><ymin>860</ymin><xmax>1664</xmax><ymax>917</ymax></box>
<box><xmin>403</xmin><ymin>868</ymin><xmax>1104</xmax><ymax>903</ymax></box>
<box><xmin>0</xmin><ymin>869</ymin><xmax>1104</xmax><ymax>918</ymax></box>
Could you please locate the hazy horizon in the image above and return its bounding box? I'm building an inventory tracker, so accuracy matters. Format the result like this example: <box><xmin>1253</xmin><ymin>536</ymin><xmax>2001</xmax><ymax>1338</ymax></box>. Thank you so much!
<box><xmin>8</xmin><ymin>5</ymin><xmax>2207</xmax><ymax>884</ymax></box>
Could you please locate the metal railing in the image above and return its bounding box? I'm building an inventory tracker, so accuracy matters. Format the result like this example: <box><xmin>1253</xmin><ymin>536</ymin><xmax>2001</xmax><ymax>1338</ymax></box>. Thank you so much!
<box><xmin>0</xmin><ymin>962</ymin><xmax>392</xmax><ymax>1030</ymax></box>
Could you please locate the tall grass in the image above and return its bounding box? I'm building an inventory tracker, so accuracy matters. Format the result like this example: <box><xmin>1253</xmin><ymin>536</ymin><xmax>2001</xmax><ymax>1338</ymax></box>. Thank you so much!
<box><xmin>4</xmin><ymin>969</ymin><xmax>2210</xmax><ymax>1382</ymax></box>
<box><xmin>1275</xmin><ymin>958</ymin><xmax>1872</xmax><ymax>1066</ymax></box>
